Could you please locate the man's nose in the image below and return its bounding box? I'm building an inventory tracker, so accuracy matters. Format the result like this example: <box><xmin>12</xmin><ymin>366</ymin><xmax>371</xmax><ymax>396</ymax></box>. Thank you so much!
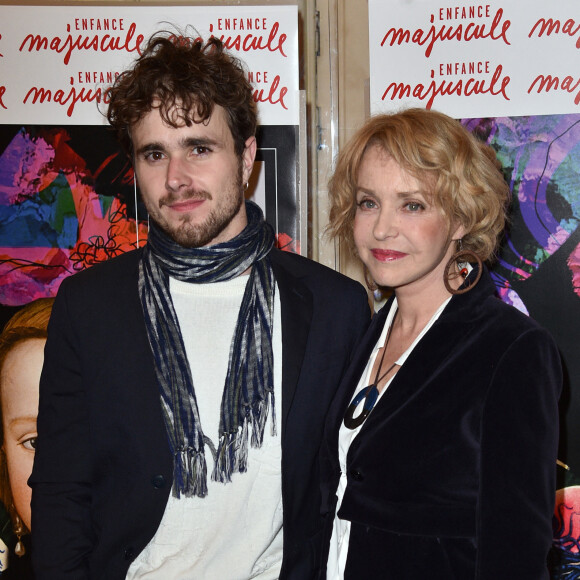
<box><xmin>166</xmin><ymin>156</ymin><xmax>193</xmax><ymax>192</ymax></box>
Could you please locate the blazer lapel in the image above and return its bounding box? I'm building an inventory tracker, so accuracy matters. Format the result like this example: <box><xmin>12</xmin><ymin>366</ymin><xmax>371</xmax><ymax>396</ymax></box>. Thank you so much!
<box><xmin>269</xmin><ymin>252</ymin><xmax>313</xmax><ymax>430</ymax></box>
<box><xmin>353</xmin><ymin>268</ymin><xmax>495</xmax><ymax>441</ymax></box>
<box><xmin>116</xmin><ymin>252</ymin><xmax>173</xmax><ymax>460</ymax></box>
<box><xmin>324</xmin><ymin>301</ymin><xmax>392</xmax><ymax>463</ymax></box>
<box><xmin>363</xmin><ymin>315</ymin><xmax>471</xmax><ymax>429</ymax></box>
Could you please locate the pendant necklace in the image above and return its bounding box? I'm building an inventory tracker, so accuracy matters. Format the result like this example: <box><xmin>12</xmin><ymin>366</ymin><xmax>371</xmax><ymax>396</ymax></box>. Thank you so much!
<box><xmin>343</xmin><ymin>310</ymin><xmax>398</xmax><ymax>430</ymax></box>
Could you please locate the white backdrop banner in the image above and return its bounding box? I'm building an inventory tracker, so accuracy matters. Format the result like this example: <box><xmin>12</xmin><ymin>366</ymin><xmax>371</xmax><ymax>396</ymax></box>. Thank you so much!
<box><xmin>0</xmin><ymin>5</ymin><xmax>298</xmax><ymax>125</ymax></box>
<box><xmin>369</xmin><ymin>0</ymin><xmax>580</xmax><ymax>117</ymax></box>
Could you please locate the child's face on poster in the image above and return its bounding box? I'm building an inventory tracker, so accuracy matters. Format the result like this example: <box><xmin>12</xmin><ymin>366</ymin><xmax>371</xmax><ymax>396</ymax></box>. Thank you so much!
<box><xmin>0</xmin><ymin>338</ymin><xmax>43</xmax><ymax>530</ymax></box>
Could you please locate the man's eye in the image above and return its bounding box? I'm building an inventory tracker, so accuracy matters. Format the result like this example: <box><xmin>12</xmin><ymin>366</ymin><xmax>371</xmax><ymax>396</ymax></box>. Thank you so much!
<box><xmin>192</xmin><ymin>146</ymin><xmax>211</xmax><ymax>156</ymax></box>
<box><xmin>145</xmin><ymin>151</ymin><xmax>164</xmax><ymax>161</ymax></box>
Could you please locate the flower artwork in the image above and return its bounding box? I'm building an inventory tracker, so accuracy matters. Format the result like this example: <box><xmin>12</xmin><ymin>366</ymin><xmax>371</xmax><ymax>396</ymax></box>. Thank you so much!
<box><xmin>0</xmin><ymin>125</ymin><xmax>147</xmax><ymax>306</ymax></box>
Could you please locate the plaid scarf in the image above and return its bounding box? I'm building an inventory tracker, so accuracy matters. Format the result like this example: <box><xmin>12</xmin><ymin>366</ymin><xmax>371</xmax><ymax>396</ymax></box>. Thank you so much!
<box><xmin>139</xmin><ymin>201</ymin><xmax>276</xmax><ymax>498</ymax></box>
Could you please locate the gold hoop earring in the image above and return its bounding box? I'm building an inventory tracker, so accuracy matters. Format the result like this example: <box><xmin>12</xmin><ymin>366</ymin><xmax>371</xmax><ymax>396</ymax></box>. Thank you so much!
<box><xmin>444</xmin><ymin>248</ymin><xmax>483</xmax><ymax>295</ymax></box>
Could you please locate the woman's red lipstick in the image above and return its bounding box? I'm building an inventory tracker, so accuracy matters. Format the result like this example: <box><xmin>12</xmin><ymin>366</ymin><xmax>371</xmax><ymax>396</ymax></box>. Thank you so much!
<box><xmin>371</xmin><ymin>249</ymin><xmax>407</xmax><ymax>261</ymax></box>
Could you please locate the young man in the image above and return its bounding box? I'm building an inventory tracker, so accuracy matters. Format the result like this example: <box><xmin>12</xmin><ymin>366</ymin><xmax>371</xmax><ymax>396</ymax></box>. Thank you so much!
<box><xmin>29</xmin><ymin>33</ymin><xmax>370</xmax><ymax>579</ymax></box>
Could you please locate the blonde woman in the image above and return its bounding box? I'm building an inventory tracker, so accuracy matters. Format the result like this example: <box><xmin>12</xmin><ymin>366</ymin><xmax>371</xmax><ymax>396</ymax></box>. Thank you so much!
<box><xmin>320</xmin><ymin>109</ymin><xmax>561</xmax><ymax>579</ymax></box>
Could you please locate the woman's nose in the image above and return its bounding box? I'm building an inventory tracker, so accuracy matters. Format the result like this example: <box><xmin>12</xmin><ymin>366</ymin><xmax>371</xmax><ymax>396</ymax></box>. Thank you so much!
<box><xmin>373</xmin><ymin>208</ymin><xmax>398</xmax><ymax>240</ymax></box>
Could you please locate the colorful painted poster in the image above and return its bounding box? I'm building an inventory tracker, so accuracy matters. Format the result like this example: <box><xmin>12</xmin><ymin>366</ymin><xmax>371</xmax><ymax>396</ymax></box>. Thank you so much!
<box><xmin>369</xmin><ymin>1</ymin><xmax>580</xmax><ymax>575</ymax></box>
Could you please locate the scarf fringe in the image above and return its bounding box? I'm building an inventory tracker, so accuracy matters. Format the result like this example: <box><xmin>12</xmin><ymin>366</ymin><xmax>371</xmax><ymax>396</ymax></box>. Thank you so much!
<box><xmin>213</xmin><ymin>431</ymin><xmax>239</xmax><ymax>483</ymax></box>
<box><xmin>173</xmin><ymin>447</ymin><xmax>208</xmax><ymax>498</ymax></box>
<box><xmin>250</xmin><ymin>396</ymin><xmax>272</xmax><ymax>447</ymax></box>
<box><xmin>270</xmin><ymin>393</ymin><xmax>277</xmax><ymax>438</ymax></box>
<box><xmin>213</xmin><ymin>394</ymin><xmax>277</xmax><ymax>483</ymax></box>
<box><xmin>235</xmin><ymin>419</ymin><xmax>250</xmax><ymax>473</ymax></box>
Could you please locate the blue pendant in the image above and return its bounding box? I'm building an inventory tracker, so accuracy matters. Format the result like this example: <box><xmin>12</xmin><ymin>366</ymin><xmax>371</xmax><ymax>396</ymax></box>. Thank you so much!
<box><xmin>343</xmin><ymin>384</ymin><xmax>379</xmax><ymax>429</ymax></box>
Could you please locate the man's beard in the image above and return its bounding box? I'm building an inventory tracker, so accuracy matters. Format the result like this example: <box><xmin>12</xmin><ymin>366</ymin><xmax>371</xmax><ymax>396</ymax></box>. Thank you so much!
<box><xmin>147</xmin><ymin>163</ymin><xmax>245</xmax><ymax>248</ymax></box>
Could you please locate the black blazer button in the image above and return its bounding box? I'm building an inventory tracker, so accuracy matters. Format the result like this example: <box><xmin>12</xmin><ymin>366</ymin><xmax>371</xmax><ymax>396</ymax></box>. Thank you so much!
<box><xmin>124</xmin><ymin>546</ymin><xmax>135</xmax><ymax>560</ymax></box>
<box><xmin>151</xmin><ymin>474</ymin><xmax>166</xmax><ymax>489</ymax></box>
<box><xmin>350</xmin><ymin>469</ymin><xmax>363</xmax><ymax>481</ymax></box>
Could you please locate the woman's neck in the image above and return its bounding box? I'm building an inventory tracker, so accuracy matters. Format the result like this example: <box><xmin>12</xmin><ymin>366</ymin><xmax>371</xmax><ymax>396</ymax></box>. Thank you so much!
<box><xmin>393</xmin><ymin>283</ymin><xmax>452</xmax><ymax>339</ymax></box>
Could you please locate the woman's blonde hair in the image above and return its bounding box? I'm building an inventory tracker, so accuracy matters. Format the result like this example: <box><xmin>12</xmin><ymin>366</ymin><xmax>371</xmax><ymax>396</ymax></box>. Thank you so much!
<box><xmin>327</xmin><ymin>108</ymin><xmax>510</xmax><ymax>262</ymax></box>
<box><xmin>0</xmin><ymin>298</ymin><xmax>54</xmax><ymax>534</ymax></box>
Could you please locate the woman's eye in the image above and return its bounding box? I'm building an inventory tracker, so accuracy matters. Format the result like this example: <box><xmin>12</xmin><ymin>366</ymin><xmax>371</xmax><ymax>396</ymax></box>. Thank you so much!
<box><xmin>357</xmin><ymin>198</ymin><xmax>377</xmax><ymax>210</ymax></box>
<box><xmin>405</xmin><ymin>202</ymin><xmax>424</xmax><ymax>212</ymax></box>
<box><xmin>20</xmin><ymin>436</ymin><xmax>37</xmax><ymax>451</ymax></box>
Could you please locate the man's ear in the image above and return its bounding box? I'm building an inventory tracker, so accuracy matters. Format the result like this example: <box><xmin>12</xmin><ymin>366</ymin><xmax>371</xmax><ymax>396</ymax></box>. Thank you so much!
<box><xmin>241</xmin><ymin>136</ymin><xmax>257</xmax><ymax>184</ymax></box>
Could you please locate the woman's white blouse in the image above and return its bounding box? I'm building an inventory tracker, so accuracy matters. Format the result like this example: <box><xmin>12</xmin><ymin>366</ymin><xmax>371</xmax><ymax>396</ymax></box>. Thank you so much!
<box><xmin>326</xmin><ymin>296</ymin><xmax>451</xmax><ymax>579</ymax></box>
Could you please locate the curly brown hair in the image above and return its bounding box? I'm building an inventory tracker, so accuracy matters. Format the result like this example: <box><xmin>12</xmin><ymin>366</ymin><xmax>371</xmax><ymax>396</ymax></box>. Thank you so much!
<box><xmin>327</xmin><ymin>108</ymin><xmax>511</xmax><ymax>263</ymax></box>
<box><xmin>107</xmin><ymin>31</ymin><xmax>257</xmax><ymax>157</ymax></box>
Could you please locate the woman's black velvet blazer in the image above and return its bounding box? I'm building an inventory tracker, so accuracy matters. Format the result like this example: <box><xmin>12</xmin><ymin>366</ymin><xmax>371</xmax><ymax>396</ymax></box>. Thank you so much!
<box><xmin>319</xmin><ymin>266</ymin><xmax>562</xmax><ymax>579</ymax></box>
